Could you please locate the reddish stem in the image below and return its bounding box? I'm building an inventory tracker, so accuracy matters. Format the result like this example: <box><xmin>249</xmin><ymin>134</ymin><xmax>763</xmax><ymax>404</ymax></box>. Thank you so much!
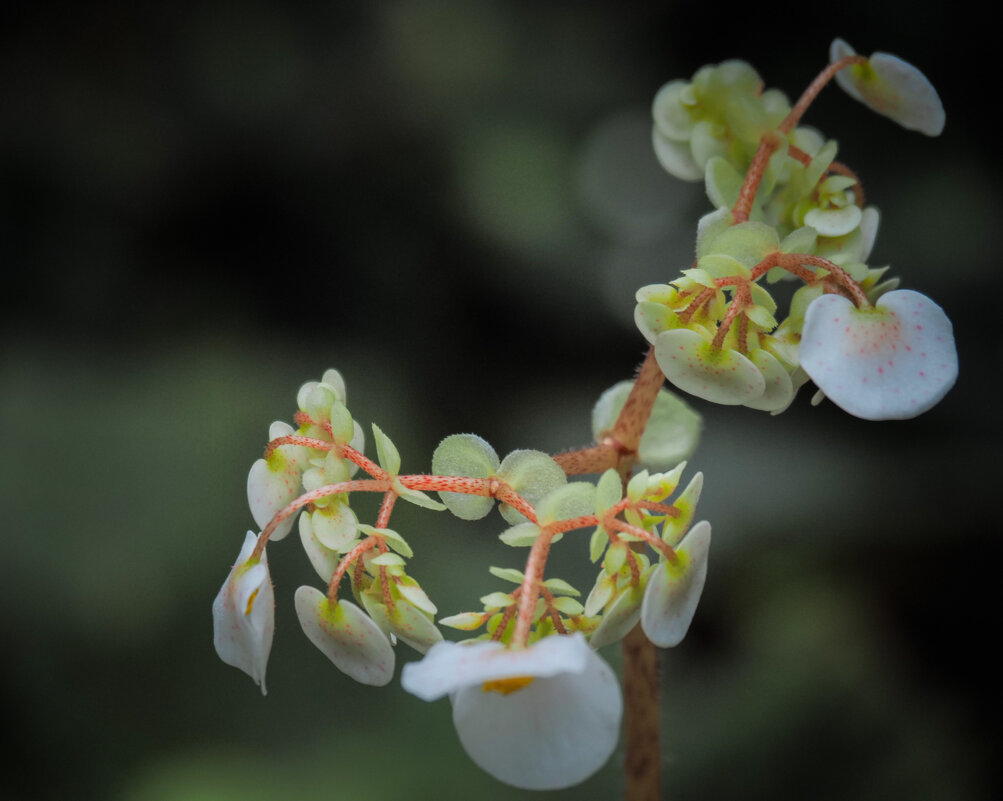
<box><xmin>733</xmin><ymin>54</ymin><xmax>867</xmax><ymax>224</ymax></box>
<box><xmin>339</xmin><ymin>442</ymin><xmax>389</xmax><ymax>480</ymax></box>
<box><xmin>732</xmin><ymin>131</ymin><xmax>782</xmax><ymax>223</ymax></box>
<box><xmin>252</xmin><ymin>479</ymin><xmax>388</xmax><ymax>559</ymax></box>
<box><xmin>263</xmin><ymin>435</ymin><xmax>334</xmax><ymax>459</ymax></box>
<box><xmin>553</xmin><ymin>444</ymin><xmax>618</xmax><ymax>476</ymax></box>
<box><xmin>512</xmin><ymin>529</ymin><xmax>556</xmax><ymax>647</ymax></box>
<box><xmin>398</xmin><ymin>474</ymin><xmax>493</xmax><ymax>495</ymax></box>
<box><xmin>610</xmin><ymin>519</ymin><xmax>678</xmax><ymax>564</ymax></box>
<box><xmin>327</xmin><ymin>538</ymin><xmax>380</xmax><ymax>604</ymax></box>
<box><xmin>779</xmin><ymin>54</ymin><xmax>868</xmax><ymax>134</ymax></box>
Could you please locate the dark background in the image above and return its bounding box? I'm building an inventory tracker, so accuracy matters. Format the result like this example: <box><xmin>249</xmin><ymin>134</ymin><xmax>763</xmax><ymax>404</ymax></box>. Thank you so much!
<box><xmin>2</xmin><ymin>2</ymin><xmax>998</xmax><ymax>800</ymax></box>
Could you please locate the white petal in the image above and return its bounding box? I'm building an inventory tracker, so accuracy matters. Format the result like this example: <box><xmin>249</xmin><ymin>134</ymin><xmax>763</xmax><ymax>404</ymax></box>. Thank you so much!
<box><xmin>588</xmin><ymin>583</ymin><xmax>644</xmax><ymax>649</ymax></box>
<box><xmin>401</xmin><ymin>634</ymin><xmax>589</xmax><ymax>703</ymax></box>
<box><xmin>743</xmin><ymin>349</ymin><xmax>795</xmax><ymax>412</ymax></box>
<box><xmin>641</xmin><ymin>520</ymin><xmax>710</xmax><ymax>647</ymax></box>
<box><xmin>652</xmin><ymin>127</ymin><xmax>703</xmax><ymax>182</ymax></box>
<box><xmin>212</xmin><ymin>531</ymin><xmax>274</xmax><ymax>694</ymax></box>
<box><xmin>451</xmin><ymin>643</ymin><xmax>622</xmax><ymax>790</ymax></box>
<box><xmin>298</xmin><ymin>514</ymin><xmax>341</xmax><ymax>583</ymax></box>
<box><xmin>294</xmin><ymin>587</ymin><xmax>395</xmax><ymax>686</ymax></box>
<box><xmin>800</xmin><ymin>289</ymin><xmax>957</xmax><ymax>420</ymax></box>
<box><xmin>309</xmin><ymin>504</ymin><xmax>358</xmax><ymax>551</ymax></box>
<box><xmin>247</xmin><ymin>453</ymin><xmax>302</xmax><ymax>541</ymax></box>
<box><xmin>366</xmin><ymin>597</ymin><xmax>444</xmax><ymax>654</ymax></box>
<box><xmin>831</xmin><ymin>39</ymin><xmax>945</xmax><ymax>136</ymax></box>
<box><xmin>804</xmin><ymin>204</ymin><xmax>862</xmax><ymax>237</ymax></box>
<box><xmin>655</xmin><ymin>328</ymin><xmax>766</xmax><ymax>405</ymax></box>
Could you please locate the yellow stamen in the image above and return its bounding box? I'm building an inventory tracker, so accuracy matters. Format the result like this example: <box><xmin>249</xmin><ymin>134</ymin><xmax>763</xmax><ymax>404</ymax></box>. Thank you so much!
<box><xmin>245</xmin><ymin>588</ymin><xmax>259</xmax><ymax>616</ymax></box>
<box><xmin>482</xmin><ymin>676</ymin><xmax>535</xmax><ymax>695</ymax></box>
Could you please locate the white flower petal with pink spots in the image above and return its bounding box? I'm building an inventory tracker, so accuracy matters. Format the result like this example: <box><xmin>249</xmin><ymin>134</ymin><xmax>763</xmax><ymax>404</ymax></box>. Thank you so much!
<box><xmin>655</xmin><ymin>328</ymin><xmax>766</xmax><ymax>405</ymax></box>
<box><xmin>800</xmin><ymin>289</ymin><xmax>957</xmax><ymax>420</ymax></box>
<box><xmin>294</xmin><ymin>586</ymin><xmax>395</xmax><ymax>686</ymax></box>
<box><xmin>743</xmin><ymin>349</ymin><xmax>795</xmax><ymax>412</ymax></box>
<box><xmin>246</xmin><ymin>422</ymin><xmax>308</xmax><ymax>541</ymax></box>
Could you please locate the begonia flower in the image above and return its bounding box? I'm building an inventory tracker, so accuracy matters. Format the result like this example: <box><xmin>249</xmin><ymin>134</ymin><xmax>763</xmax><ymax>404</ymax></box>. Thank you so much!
<box><xmin>799</xmin><ymin>289</ymin><xmax>957</xmax><ymax>420</ymax></box>
<box><xmin>212</xmin><ymin>531</ymin><xmax>274</xmax><ymax>694</ymax></box>
<box><xmin>830</xmin><ymin>39</ymin><xmax>945</xmax><ymax>136</ymax></box>
<box><xmin>294</xmin><ymin>585</ymin><xmax>395</xmax><ymax>686</ymax></box>
<box><xmin>401</xmin><ymin>633</ymin><xmax>621</xmax><ymax>790</ymax></box>
<box><xmin>247</xmin><ymin>421</ymin><xmax>309</xmax><ymax>541</ymax></box>
<box><xmin>641</xmin><ymin>520</ymin><xmax>711</xmax><ymax>647</ymax></box>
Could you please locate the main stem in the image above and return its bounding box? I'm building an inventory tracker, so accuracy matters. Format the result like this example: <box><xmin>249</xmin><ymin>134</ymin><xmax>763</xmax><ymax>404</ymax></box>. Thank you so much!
<box><xmin>623</xmin><ymin>624</ymin><xmax>661</xmax><ymax>801</ymax></box>
<box><xmin>618</xmin><ymin>348</ymin><xmax>664</xmax><ymax>801</ymax></box>
<box><xmin>554</xmin><ymin>346</ymin><xmax>665</xmax><ymax>800</ymax></box>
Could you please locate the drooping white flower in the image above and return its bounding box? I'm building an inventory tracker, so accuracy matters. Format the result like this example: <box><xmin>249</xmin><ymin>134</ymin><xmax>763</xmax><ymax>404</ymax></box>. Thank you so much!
<box><xmin>401</xmin><ymin>633</ymin><xmax>622</xmax><ymax>790</ymax></box>
<box><xmin>830</xmin><ymin>39</ymin><xmax>945</xmax><ymax>137</ymax></box>
<box><xmin>641</xmin><ymin>520</ymin><xmax>711</xmax><ymax>647</ymax></box>
<box><xmin>799</xmin><ymin>289</ymin><xmax>957</xmax><ymax>420</ymax></box>
<box><xmin>212</xmin><ymin>531</ymin><xmax>274</xmax><ymax>694</ymax></box>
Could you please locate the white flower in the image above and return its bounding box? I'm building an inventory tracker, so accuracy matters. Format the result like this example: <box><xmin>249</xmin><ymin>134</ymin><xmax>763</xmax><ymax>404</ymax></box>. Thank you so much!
<box><xmin>246</xmin><ymin>421</ymin><xmax>309</xmax><ymax>541</ymax></box>
<box><xmin>641</xmin><ymin>520</ymin><xmax>711</xmax><ymax>647</ymax></box>
<box><xmin>401</xmin><ymin>633</ymin><xmax>622</xmax><ymax>790</ymax></box>
<box><xmin>830</xmin><ymin>39</ymin><xmax>945</xmax><ymax>137</ymax></box>
<box><xmin>799</xmin><ymin>289</ymin><xmax>957</xmax><ymax>420</ymax></box>
<box><xmin>294</xmin><ymin>586</ymin><xmax>395</xmax><ymax>686</ymax></box>
<box><xmin>212</xmin><ymin>531</ymin><xmax>274</xmax><ymax>694</ymax></box>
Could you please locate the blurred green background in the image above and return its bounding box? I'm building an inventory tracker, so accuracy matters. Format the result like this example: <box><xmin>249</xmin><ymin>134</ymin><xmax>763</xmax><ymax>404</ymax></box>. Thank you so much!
<box><xmin>2</xmin><ymin>2</ymin><xmax>998</xmax><ymax>800</ymax></box>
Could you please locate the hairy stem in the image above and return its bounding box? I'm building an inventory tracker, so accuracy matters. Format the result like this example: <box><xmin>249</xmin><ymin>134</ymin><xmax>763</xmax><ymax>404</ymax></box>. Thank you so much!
<box><xmin>623</xmin><ymin>624</ymin><xmax>661</xmax><ymax>801</ymax></box>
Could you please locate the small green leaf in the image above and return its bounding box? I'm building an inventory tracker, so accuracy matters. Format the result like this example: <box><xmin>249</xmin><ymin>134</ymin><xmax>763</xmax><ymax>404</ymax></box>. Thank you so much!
<box><xmin>626</xmin><ymin>471</ymin><xmax>649</xmax><ymax>502</ymax></box>
<box><xmin>496</xmin><ymin>449</ymin><xmax>567</xmax><ymax>525</ymax></box>
<box><xmin>498</xmin><ymin>522</ymin><xmax>541</xmax><ymax>547</ymax></box>
<box><xmin>680</xmin><ymin>267</ymin><xmax>716</xmax><ymax>288</ymax></box>
<box><xmin>488</xmin><ymin>566</ymin><xmax>525</xmax><ymax>584</ymax></box>
<box><xmin>542</xmin><ymin>577</ymin><xmax>580</xmax><ymax>597</ymax></box>
<box><xmin>604</xmin><ymin>543</ymin><xmax>628</xmax><ymax>576</ymax></box>
<box><xmin>328</xmin><ymin>400</ymin><xmax>355</xmax><ymax>444</ymax></box>
<box><xmin>438</xmin><ymin>612</ymin><xmax>487</xmax><ymax>631</ymax></box>
<box><xmin>593</xmin><ymin>382</ymin><xmax>701</xmax><ymax>472</ymax></box>
<box><xmin>589</xmin><ymin>526</ymin><xmax>609</xmax><ymax>563</ymax></box>
<box><xmin>551</xmin><ymin>596</ymin><xmax>585</xmax><ymax>616</ymax></box>
<box><xmin>369</xmin><ymin>552</ymin><xmax>406</xmax><ymax>567</ymax></box>
<box><xmin>779</xmin><ymin>225</ymin><xmax>818</xmax><ymax>256</ymax></box>
<box><xmin>357</xmin><ymin>524</ymin><xmax>413</xmax><ymax>558</ymax></box>
<box><xmin>394</xmin><ymin>482</ymin><xmax>448</xmax><ymax>511</ymax></box>
<box><xmin>371</xmin><ymin>423</ymin><xmax>401</xmax><ymax>476</ymax></box>
<box><xmin>698</xmin><ymin>253</ymin><xmax>749</xmax><ymax>280</ymax></box>
<box><xmin>431</xmin><ymin>433</ymin><xmax>500</xmax><ymax>520</ymax></box>
<box><xmin>395</xmin><ymin>575</ymin><xmax>437</xmax><ymax>615</ymax></box>
<box><xmin>594</xmin><ymin>469</ymin><xmax>622</xmax><ymax>516</ymax></box>
<box><xmin>701</xmin><ymin>221</ymin><xmax>780</xmax><ymax>270</ymax></box>
<box><xmin>480</xmin><ymin>591</ymin><xmax>515</xmax><ymax>609</ymax></box>
<box><xmin>536</xmin><ymin>482</ymin><xmax>596</xmax><ymax>525</ymax></box>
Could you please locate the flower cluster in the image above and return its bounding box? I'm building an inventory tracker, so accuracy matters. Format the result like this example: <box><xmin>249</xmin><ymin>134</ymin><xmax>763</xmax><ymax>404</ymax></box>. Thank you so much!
<box><xmin>212</xmin><ymin>39</ymin><xmax>958</xmax><ymax>796</ymax></box>
<box><xmin>213</xmin><ymin>365</ymin><xmax>711</xmax><ymax>788</ymax></box>
<box><xmin>641</xmin><ymin>39</ymin><xmax>957</xmax><ymax>420</ymax></box>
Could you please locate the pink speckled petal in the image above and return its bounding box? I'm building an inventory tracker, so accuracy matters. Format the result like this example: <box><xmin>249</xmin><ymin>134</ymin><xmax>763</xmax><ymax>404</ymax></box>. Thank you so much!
<box><xmin>744</xmin><ymin>349</ymin><xmax>795</xmax><ymax>412</ymax></box>
<box><xmin>655</xmin><ymin>328</ymin><xmax>766</xmax><ymax>405</ymax></box>
<box><xmin>800</xmin><ymin>289</ymin><xmax>957</xmax><ymax>420</ymax></box>
<box><xmin>247</xmin><ymin>422</ymin><xmax>308</xmax><ymax>541</ymax></box>
<box><xmin>294</xmin><ymin>587</ymin><xmax>395</xmax><ymax>686</ymax></box>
